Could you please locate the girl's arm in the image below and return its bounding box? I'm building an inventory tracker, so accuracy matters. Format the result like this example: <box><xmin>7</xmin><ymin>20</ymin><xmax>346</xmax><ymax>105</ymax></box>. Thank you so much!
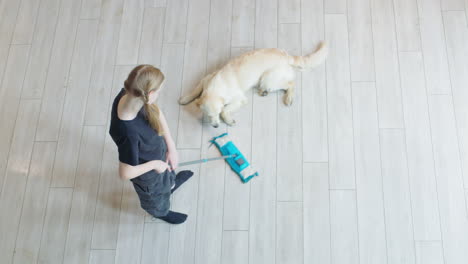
<box><xmin>119</xmin><ymin>160</ymin><xmax>168</xmax><ymax>180</ymax></box>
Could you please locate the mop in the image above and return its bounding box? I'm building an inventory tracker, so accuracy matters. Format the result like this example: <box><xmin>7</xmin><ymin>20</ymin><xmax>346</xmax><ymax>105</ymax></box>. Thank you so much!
<box><xmin>176</xmin><ymin>133</ymin><xmax>258</xmax><ymax>183</ymax></box>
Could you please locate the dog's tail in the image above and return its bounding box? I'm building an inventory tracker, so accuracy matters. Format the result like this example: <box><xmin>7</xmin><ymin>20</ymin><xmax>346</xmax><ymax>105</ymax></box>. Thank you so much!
<box><xmin>289</xmin><ymin>41</ymin><xmax>328</xmax><ymax>71</ymax></box>
<box><xmin>178</xmin><ymin>79</ymin><xmax>205</xmax><ymax>105</ymax></box>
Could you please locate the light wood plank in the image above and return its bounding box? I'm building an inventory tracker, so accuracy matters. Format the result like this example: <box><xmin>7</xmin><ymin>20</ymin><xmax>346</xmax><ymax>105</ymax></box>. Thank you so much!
<box><xmin>417</xmin><ymin>0</ymin><xmax>452</xmax><ymax>94</ymax></box>
<box><xmin>324</xmin><ymin>14</ymin><xmax>355</xmax><ymax>189</ymax></box>
<box><xmin>138</xmin><ymin>7</ymin><xmax>165</xmax><ymax>65</ymax></box>
<box><xmin>206</xmin><ymin>0</ymin><xmax>233</xmax><ymax>73</ymax></box>
<box><xmin>278</xmin><ymin>0</ymin><xmax>300</xmax><ymax>24</ymax></box>
<box><xmin>51</xmin><ymin>20</ymin><xmax>98</xmax><ymax>188</ymax></box>
<box><xmin>399</xmin><ymin>52</ymin><xmax>441</xmax><ymax>240</ymax></box>
<box><xmin>11</xmin><ymin>0</ymin><xmax>41</xmax><ymax>44</ymax></box>
<box><xmin>351</xmin><ymin>82</ymin><xmax>388</xmax><ymax>264</ymax></box>
<box><xmin>0</xmin><ymin>0</ymin><xmax>22</xmax><ymax>86</ymax></box>
<box><xmin>441</xmin><ymin>0</ymin><xmax>465</xmax><ymax>10</ymax></box>
<box><xmin>0</xmin><ymin>100</ymin><xmax>40</xmax><ymax>263</ymax></box>
<box><xmin>428</xmin><ymin>95</ymin><xmax>468</xmax><ymax>264</ymax></box>
<box><xmin>415</xmin><ymin>241</ymin><xmax>444</xmax><ymax>264</ymax></box>
<box><xmin>276</xmin><ymin>202</ymin><xmax>303</xmax><ymax>264</ymax></box>
<box><xmin>330</xmin><ymin>190</ymin><xmax>359</xmax><ymax>264</ymax></box>
<box><xmin>114</xmin><ymin>181</ymin><xmax>145</xmax><ymax>264</ymax></box>
<box><xmin>35</xmin><ymin>0</ymin><xmax>84</xmax><ymax>141</ymax></box>
<box><xmin>84</xmin><ymin>0</ymin><xmax>124</xmax><ymax>126</ymax></box>
<box><xmin>221</xmin><ymin>231</ymin><xmax>248</xmax><ymax>264</ymax></box>
<box><xmin>466</xmin><ymin>1</ymin><xmax>468</xmax><ymax>24</ymax></box>
<box><xmin>21</xmin><ymin>0</ymin><xmax>61</xmax><ymax>99</ymax></box>
<box><xmin>141</xmin><ymin>223</ymin><xmax>170</xmax><ymax>264</ymax></box>
<box><xmin>89</xmin><ymin>250</ymin><xmax>115</xmax><ymax>264</ymax></box>
<box><xmin>192</xmin><ymin>2</ymin><xmax>232</xmax><ymax>248</ymax></box>
<box><xmin>443</xmin><ymin>11</ymin><xmax>468</xmax><ymax>189</ymax></box>
<box><xmin>301</xmin><ymin>0</ymin><xmax>327</xmax><ymax>162</ymax></box>
<box><xmin>80</xmin><ymin>0</ymin><xmax>102</xmax><ymax>19</ymax></box>
<box><xmin>380</xmin><ymin>129</ymin><xmax>416</xmax><ymax>264</ymax></box>
<box><xmin>0</xmin><ymin>45</ymin><xmax>30</xmax><ymax>196</ymax></box>
<box><xmin>249</xmin><ymin>95</ymin><xmax>277</xmax><ymax>262</ymax></box>
<box><xmin>393</xmin><ymin>0</ymin><xmax>421</xmax><ymax>51</ymax></box>
<box><xmin>325</xmin><ymin>0</ymin><xmax>346</xmax><ymax>14</ymax></box>
<box><xmin>13</xmin><ymin>142</ymin><xmax>57</xmax><ymax>264</ymax></box>
<box><xmin>167</xmin><ymin>149</ymin><xmax>201</xmax><ymax>264</ymax></box>
<box><xmin>277</xmin><ymin>23</ymin><xmax>302</xmax><ymax>201</ymax></box>
<box><xmin>371</xmin><ymin>0</ymin><xmax>404</xmax><ymax>128</ymax></box>
<box><xmin>347</xmin><ymin>0</ymin><xmax>376</xmax><ymax>81</ymax></box>
<box><xmin>176</xmin><ymin>0</ymin><xmax>210</xmax><ymax>149</ymax></box>
<box><xmin>145</xmin><ymin>0</ymin><xmax>167</xmax><ymax>7</ymax></box>
<box><xmin>63</xmin><ymin>126</ymin><xmax>106</xmax><ymax>264</ymax></box>
<box><xmin>254</xmin><ymin>0</ymin><xmax>277</xmax><ymax>48</ymax></box>
<box><xmin>194</xmin><ymin>125</ymin><xmax>226</xmax><ymax>264</ymax></box>
<box><xmin>37</xmin><ymin>188</ymin><xmax>73</xmax><ymax>264</ymax></box>
<box><xmin>303</xmin><ymin>163</ymin><xmax>331</xmax><ymax>264</ymax></box>
<box><xmin>466</xmin><ymin>189</ymin><xmax>468</xmax><ymax>216</ymax></box>
<box><xmin>231</xmin><ymin>0</ymin><xmax>255</xmax><ymax>47</ymax></box>
<box><xmin>164</xmin><ymin>0</ymin><xmax>189</xmax><ymax>43</ymax></box>
<box><xmin>249</xmin><ymin>1</ymin><xmax>277</xmax><ymax>263</ymax></box>
<box><xmin>91</xmin><ymin>133</ymin><xmax>124</xmax><ymax>249</ymax></box>
<box><xmin>159</xmin><ymin>43</ymin><xmax>185</xmax><ymax>137</ymax></box>
<box><xmin>90</xmin><ymin>66</ymin><xmax>134</xmax><ymax>249</ymax></box>
<box><xmin>116</xmin><ymin>0</ymin><xmax>144</xmax><ymax>64</ymax></box>
<box><xmin>222</xmin><ymin>48</ymin><xmax>252</xmax><ymax>231</ymax></box>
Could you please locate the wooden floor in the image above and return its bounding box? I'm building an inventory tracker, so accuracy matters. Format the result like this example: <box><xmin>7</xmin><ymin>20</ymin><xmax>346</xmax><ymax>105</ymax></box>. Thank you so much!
<box><xmin>1</xmin><ymin>0</ymin><xmax>468</xmax><ymax>263</ymax></box>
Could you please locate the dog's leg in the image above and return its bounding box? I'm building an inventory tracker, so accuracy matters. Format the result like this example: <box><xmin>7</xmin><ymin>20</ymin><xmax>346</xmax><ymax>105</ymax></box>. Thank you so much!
<box><xmin>283</xmin><ymin>80</ymin><xmax>295</xmax><ymax>106</ymax></box>
<box><xmin>258</xmin><ymin>69</ymin><xmax>276</xmax><ymax>97</ymax></box>
<box><xmin>258</xmin><ymin>87</ymin><xmax>269</xmax><ymax>97</ymax></box>
<box><xmin>259</xmin><ymin>66</ymin><xmax>295</xmax><ymax>97</ymax></box>
<box><xmin>220</xmin><ymin>97</ymin><xmax>247</xmax><ymax>126</ymax></box>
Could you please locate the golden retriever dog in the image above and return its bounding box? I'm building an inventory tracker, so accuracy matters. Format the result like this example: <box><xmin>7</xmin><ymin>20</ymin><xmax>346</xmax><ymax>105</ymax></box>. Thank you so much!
<box><xmin>178</xmin><ymin>42</ymin><xmax>328</xmax><ymax>127</ymax></box>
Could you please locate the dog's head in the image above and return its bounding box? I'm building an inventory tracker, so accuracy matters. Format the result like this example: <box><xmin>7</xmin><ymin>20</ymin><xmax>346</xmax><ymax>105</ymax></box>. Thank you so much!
<box><xmin>195</xmin><ymin>94</ymin><xmax>224</xmax><ymax>128</ymax></box>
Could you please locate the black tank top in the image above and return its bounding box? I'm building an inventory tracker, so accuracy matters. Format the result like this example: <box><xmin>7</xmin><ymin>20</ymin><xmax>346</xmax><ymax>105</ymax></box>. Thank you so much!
<box><xmin>109</xmin><ymin>88</ymin><xmax>168</xmax><ymax>181</ymax></box>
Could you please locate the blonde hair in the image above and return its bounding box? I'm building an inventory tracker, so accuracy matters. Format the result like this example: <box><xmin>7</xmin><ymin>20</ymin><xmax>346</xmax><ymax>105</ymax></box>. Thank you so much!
<box><xmin>124</xmin><ymin>65</ymin><xmax>165</xmax><ymax>135</ymax></box>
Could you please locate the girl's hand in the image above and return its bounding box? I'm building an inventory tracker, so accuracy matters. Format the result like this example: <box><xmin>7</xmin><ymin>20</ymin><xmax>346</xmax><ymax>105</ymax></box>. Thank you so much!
<box><xmin>166</xmin><ymin>149</ymin><xmax>179</xmax><ymax>171</ymax></box>
<box><xmin>153</xmin><ymin>160</ymin><xmax>169</xmax><ymax>174</ymax></box>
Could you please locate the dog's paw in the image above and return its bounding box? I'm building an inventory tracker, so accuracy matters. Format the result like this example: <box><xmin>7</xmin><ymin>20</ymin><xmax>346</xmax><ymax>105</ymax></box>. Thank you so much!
<box><xmin>225</xmin><ymin>119</ymin><xmax>236</xmax><ymax>126</ymax></box>
<box><xmin>284</xmin><ymin>94</ymin><xmax>293</xmax><ymax>106</ymax></box>
<box><xmin>178</xmin><ymin>97</ymin><xmax>188</xmax><ymax>105</ymax></box>
<box><xmin>258</xmin><ymin>89</ymin><xmax>269</xmax><ymax>97</ymax></box>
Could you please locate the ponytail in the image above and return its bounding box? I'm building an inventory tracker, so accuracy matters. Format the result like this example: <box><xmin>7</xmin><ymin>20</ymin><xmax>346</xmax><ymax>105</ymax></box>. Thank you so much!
<box><xmin>124</xmin><ymin>65</ymin><xmax>165</xmax><ymax>135</ymax></box>
<box><xmin>142</xmin><ymin>92</ymin><xmax>164</xmax><ymax>136</ymax></box>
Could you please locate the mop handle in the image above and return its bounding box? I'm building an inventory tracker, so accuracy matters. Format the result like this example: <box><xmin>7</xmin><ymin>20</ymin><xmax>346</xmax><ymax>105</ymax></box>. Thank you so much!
<box><xmin>175</xmin><ymin>154</ymin><xmax>236</xmax><ymax>167</ymax></box>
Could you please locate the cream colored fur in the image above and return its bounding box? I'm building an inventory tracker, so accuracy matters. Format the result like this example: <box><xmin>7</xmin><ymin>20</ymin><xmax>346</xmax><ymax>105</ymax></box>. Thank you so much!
<box><xmin>179</xmin><ymin>41</ymin><xmax>328</xmax><ymax>127</ymax></box>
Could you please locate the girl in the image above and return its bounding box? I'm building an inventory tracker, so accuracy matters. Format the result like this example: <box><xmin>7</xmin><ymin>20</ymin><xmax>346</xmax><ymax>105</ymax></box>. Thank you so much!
<box><xmin>109</xmin><ymin>65</ymin><xmax>193</xmax><ymax>224</ymax></box>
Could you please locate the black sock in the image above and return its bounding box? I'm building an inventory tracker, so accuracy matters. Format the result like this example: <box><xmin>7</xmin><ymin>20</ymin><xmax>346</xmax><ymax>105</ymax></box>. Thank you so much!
<box><xmin>156</xmin><ymin>211</ymin><xmax>187</xmax><ymax>224</ymax></box>
<box><xmin>171</xmin><ymin>170</ymin><xmax>194</xmax><ymax>194</ymax></box>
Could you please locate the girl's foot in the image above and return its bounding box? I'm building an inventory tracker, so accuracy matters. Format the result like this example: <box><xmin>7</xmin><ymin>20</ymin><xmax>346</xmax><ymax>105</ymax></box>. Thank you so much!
<box><xmin>171</xmin><ymin>170</ymin><xmax>194</xmax><ymax>193</ymax></box>
<box><xmin>156</xmin><ymin>211</ymin><xmax>187</xmax><ymax>224</ymax></box>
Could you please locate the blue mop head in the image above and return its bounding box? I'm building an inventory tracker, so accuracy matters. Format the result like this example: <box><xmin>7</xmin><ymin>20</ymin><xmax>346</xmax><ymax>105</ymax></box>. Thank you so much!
<box><xmin>210</xmin><ymin>133</ymin><xmax>258</xmax><ymax>183</ymax></box>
